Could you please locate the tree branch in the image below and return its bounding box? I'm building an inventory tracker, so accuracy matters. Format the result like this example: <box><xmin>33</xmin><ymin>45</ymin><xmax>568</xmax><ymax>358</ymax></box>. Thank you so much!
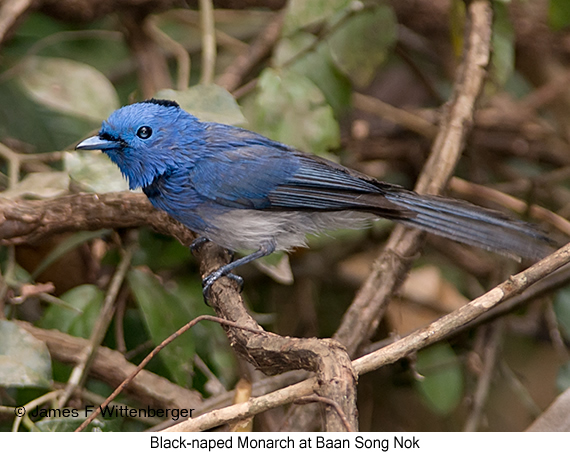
<box><xmin>193</xmin><ymin>241</ymin><xmax>358</xmax><ymax>431</ymax></box>
<box><xmin>162</xmin><ymin>241</ymin><xmax>570</xmax><ymax>431</ymax></box>
<box><xmin>16</xmin><ymin>321</ymin><xmax>204</xmax><ymax>410</ymax></box>
<box><xmin>0</xmin><ymin>192</ymin><xmax>195</xmax><ymax>246</ymax></box>
<box><xmin>333</xmin><ymin>0</ymin><xmax>494</xmax><ymax>357</ymax></box>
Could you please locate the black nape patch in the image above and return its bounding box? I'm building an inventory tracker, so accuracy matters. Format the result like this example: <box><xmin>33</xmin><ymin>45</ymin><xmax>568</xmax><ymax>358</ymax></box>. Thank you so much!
<box><xmin>141</xmin><ymin>98</ymin><xmax>180</xmax><ymax>108</ymax></box>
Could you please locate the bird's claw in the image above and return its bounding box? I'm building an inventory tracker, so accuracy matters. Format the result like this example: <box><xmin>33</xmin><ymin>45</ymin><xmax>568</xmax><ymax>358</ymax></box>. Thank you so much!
<box><xmin>202</xmin><ymin>270</ymin><xmax>244</xmax><ymax>301</ymax></box>
<box><xmin>190</xmin><ymin>237</ymin><xmax>210</xmax><ymax>254</ymax></box>
<box><xmin>226</xmin><ymin>273</ymin><xmax>244</xmax><ymax>290</ymax></box>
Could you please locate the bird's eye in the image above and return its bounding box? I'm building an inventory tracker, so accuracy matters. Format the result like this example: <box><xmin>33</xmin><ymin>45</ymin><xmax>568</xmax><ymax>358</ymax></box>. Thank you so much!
<box><xmin>137</xmin><ymin>126</ymin><xmax>152</xmax><ymax>139</ymax></box>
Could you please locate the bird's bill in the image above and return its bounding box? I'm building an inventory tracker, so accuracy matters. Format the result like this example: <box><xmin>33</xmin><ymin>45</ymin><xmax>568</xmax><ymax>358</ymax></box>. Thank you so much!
<box><xmin>76</xmin><ymin>135</ymin><xmax>118</xmax><ymax>151</ymax></box>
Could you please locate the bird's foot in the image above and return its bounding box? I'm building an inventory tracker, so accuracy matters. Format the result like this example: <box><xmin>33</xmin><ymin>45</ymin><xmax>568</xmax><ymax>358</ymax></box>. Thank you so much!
<box><xmin>199</xmin><ymin>243</ymin><xmax>273</xmax><ymax>301</ymax></box>
<box><xmin>202</xmin><ymin>269</ymin><xmax>244</xmax><ymax>301</ymax></box>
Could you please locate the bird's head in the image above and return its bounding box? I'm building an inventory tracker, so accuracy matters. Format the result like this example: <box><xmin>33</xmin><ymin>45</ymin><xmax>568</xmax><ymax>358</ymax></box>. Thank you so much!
<box><xmin>76</xmin><ymin>99</ymin><xmax>205</xmax><ymax>189</ymax></box>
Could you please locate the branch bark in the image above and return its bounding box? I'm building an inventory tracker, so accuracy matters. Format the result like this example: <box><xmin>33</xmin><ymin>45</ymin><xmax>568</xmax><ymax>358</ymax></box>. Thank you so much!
<box><xmin>0</xmin><ymin>192</ymin><xmax>196</xmax><ymax>246</ymax></box>
<box><xmin>193</xmin><ymin>241</ymin><xmax>357</xmax><ymax>431</ymax></box>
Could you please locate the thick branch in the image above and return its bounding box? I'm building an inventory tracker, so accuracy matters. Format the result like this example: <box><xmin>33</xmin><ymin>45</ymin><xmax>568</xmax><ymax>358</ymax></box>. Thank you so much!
<box><xmin>0</xmin><ymin>192</ymin><xmax>195</xmax><ymax>246</ymax></box>
<box><xmin>122</xmin><ymin>12</ymin><xmax>172</xmax><ymax>97</ymax></box>
<box><xmin>37</xmin><ymin>0</ymin><xmax>285</xmax><ymax>23</ymax></box>
<box><xmin>16</xmin><ymin>321</ymin><xmax>203</xmax><ymax>410</ymax></box>
<box><xmin>193</xmin><ymin>241</ymin><xmax>357</xmax><ymax>431</ymax></box>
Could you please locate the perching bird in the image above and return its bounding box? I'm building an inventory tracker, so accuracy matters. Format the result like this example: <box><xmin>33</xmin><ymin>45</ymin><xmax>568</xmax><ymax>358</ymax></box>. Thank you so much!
<box><xmin>77</xmin><ymin>99</ymin><xmax>554</xmax><ymax>296</ymax></box>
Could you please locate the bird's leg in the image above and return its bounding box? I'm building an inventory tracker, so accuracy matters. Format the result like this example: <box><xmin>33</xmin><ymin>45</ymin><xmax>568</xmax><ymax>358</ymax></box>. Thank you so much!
<box><xmin>202</xmin><ymin>242</ymin><xmax>275</xmax><ymax>299</ymax></box>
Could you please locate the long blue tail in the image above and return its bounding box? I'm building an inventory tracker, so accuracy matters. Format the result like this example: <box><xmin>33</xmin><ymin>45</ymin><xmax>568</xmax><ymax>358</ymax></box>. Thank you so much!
<box><xmin>383</xmin><ymin>189</ymin><xmax>554</xmax><ymax>261</ymax></box>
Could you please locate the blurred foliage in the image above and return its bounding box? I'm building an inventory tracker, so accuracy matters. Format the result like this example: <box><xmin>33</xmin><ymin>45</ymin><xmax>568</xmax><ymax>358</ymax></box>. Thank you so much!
<box><xmin>415</xmin><ymin>343</ymin><xmax>463</xmax><ymax>416</ymax></box>
<box><xmin>39</xmin><ymin>284</ymin><xmax>104</xmax><ymax>339</ymax></box>
<box><xmin>0</xmin><ymin>320</ymin><xmax>52</xmax><ymax>389</ymax></box>
<box><xmin>549</xmin><ymin>0</ymin><xmax>570</xmax><ymax>30</ymax></box>
<box><xmin>0</xmin><ymin>0</ymin><xmax>569</xmax><ymax>433</ymax></box>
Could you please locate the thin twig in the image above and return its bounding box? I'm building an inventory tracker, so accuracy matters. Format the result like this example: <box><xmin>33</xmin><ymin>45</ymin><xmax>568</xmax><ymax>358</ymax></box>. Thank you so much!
<box><xmin>353</xmin><ymin>92</ymin><xmax>438</xmax><ymax>139</ymax></box>
<box><xmin>199</xmin><ymin>0</ymin><xmax>216</xmax><ymax>85</ymax></box>
<box><xmin>544</xmin><ymin>301</ymin><xmax>569</xmax><ymax>360</ymax></box>
<box><xmin>194</xmin><ymin>354</ymin><xmax>226</xmax><ymax>395</ymax></box>
<box><xmin>75</xmin><ymin>315</ymin><xmax>267</xmax><ymax>432</ymax></box>
<box><xmin>463</xmin><ymin>322</ymin><xmax>503</xmax><ymax>432</ymax></box>
<box><xmin>296</xmin><ymin>395</ymin><xmax>354</xmax><ymax>433</ymax></box>
<box><xmin>122</xmin><ymin>12</ymin><xmax>172</xmax><ymax>97</ymax></box>
<box><xmin>216</xmin><ymin>12</ymin><xmax>284</xmax><ymax>92</ymax></box>
<box><xmin>12</xmin><ymin>390</ymin><xmax>63</xmax><ymax>432</ymax></box>
<box><xmin>0</xmin><ymin>142</ymin><xmax>20</xmax><ymax>189</ymax></box>
<box><xmin>148</xmin><ymin>18</ymin><xmax>191</xmax><ymax>91</ymax></box>
<box><xmin>58</xmin><ymin>240</ymin><xmax>135</xmax><ymax>407</ymax></box>
<box><xmin>0</xmin><ymin>0</ymin><xmax>34</xmax><ymax>45</ymax></box>
<box><xmin>499</xmin><ymin>360</ymin><xmax>542</xmax><ymax>418</ymax></box>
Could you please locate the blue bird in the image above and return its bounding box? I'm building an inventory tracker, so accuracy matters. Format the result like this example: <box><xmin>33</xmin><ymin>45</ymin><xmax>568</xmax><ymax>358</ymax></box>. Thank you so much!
<box><xmin>76</xmin><ymin>99</ymin><xmax>554</xmax><ymax>296</ymax></box>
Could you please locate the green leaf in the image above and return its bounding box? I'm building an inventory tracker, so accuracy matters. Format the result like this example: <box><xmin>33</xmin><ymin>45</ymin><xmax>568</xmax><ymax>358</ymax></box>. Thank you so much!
<box><xmin>127</xmin><ymin>268</ymin><xmax>197</xmax><ymax>387</ymax></box>
<box><xmin>0</xmin><ymin>320</ymin><xmax>52</xmax><ymax>388</ymax></box>
<box><xmin>274</xmin><ymin>32</ymin><xmax>352</xmax><ymax>114</ymax></box>
<box><xmin>556</xmin><ymin>360</ymin><xmax>570</xmax><ymax>393</ymax></box>
<box><xmin>327</xmin><ymin>5</ymin><xmax>397</xmax><ymax>87</ymax></box>
<box><xmin>489</xmin><ymin>2</ymin><xmax>515</xmax><ymax>88</ymax></box>
<box><xmin>18</xmin><ymin>56</ymin><xmax>119</xmax><ymax>122</ymax></box>
<box><xmin>283</xmin><ymin>0</ymin><xmax>351</xmax><ymax>35</ymax></box>
<box><xmin>554</xmin><ymin>287</ymin><xmax>570</xmax><ymax>341</ymax></box>
<box><xmin>133</xmin><ymin>230</ymin><xmax>191</xmax><ymax>271</ymax></box>
<box><xmin>449</xmin><ymin>0</ymin><xmax>466</xmax><ymax>57</ymax></box>
<box><xmin>249</xmin><ymin>68</ymin><xmax>340</xmax><ymax>154</ymax></box>
<box><xmin>0</xmin><ymin>80</ymin><xmax>98</xmax><ymax>153</ymax></box>
<box><xmin>0</xmin><ymin>172</ymin><xmax>69</xmax><ymax>200</ymax></box>
<box><xmin>549</xmin><ymin>0</ymin><xmax>570</xmax><ymax>30</ymax></box>
<box><xmin>168</xmin><ymin>278</ymin><xmax>237</xmax><ymax>387</ymax></box>
<box><xmin>156</xmin><ymin>85</ymin><xmax>246</xmax><ymax>126</ymax></box>
<box><xmin>32</xmin><ymin>230</ymin><xmax>109</xmax><ymax>279</ymax></box>
<box><xmin>39</xmin><ymin>285</ymin><xmax>104</xmax><ymax>339</ymax></box>
<box><xmin>65</xmin><ymin>151</ymin><xmax>130</xmax><ymax>193</ymax></box>
<box><xmin>415</xmin><ymin>342</ymin><xmax>463</xmax><ymax>415</ymax></box>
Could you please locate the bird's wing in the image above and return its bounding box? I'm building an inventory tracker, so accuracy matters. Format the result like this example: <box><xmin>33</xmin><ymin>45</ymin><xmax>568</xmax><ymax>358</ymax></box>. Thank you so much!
<box><xmin>266</xmin><ymin>154</ymin><xmax>407</xmax><ymax>215</ymax></box>
<box><xmin>191</xmin><ymin>140</ymin><xmax>407</xmax><ymax>216</ymax></box>
<box><xmin>190</xmin><ymin>144</ymin><xmax>299</xmax><ymax>209</ymax></box>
